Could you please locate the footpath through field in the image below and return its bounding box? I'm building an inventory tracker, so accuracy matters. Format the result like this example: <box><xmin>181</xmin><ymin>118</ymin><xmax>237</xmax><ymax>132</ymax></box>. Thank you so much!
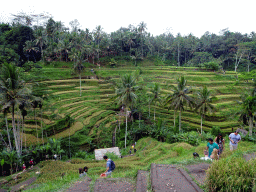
<box><xmin>64</xmin><ymin>162</ymin><xmax>206</xmax><ymax>192</ymax></box>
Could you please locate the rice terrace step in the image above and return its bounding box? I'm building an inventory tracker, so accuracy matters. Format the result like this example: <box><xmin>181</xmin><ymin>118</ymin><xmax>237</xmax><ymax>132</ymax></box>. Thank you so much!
<box><xmin>151</xmin><ymin>164</ymin><xmax>203</xmax><ymax>192</ymax></box>
<box><xmin>93</xmin><ymin>178</ymin><xmax>135</xmax><ymax>192</ymax></box>
<box><xmin>65</xmin><ymin>177</ymin><xmax>92</xmax><ymax>192</ymax></box>
<box><xmin>136</xmin><ymin>170</ymin><xmax>149</xmax><ymax>192</ymax></box>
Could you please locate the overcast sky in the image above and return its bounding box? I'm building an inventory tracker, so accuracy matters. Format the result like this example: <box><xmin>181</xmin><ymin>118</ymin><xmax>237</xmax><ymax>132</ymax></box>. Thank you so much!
<box><xmin>0</xmin><ymin>0</ymin><xmax>255</xmax><ymax>38</ymax></box>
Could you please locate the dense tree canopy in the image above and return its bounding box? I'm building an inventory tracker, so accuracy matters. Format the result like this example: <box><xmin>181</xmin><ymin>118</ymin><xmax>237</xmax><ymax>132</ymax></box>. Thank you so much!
<box><xmin>1</xmin><ymin>14</ymin><xmax>256</xmax><ymax>71</ymax></box>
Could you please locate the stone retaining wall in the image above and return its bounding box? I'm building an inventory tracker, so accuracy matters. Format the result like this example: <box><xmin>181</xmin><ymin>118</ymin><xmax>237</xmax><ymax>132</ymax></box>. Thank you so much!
<box><xmin>94</xmin><ymin>147</ymin><xmax>121</xmax><ymax>160</ymax></box>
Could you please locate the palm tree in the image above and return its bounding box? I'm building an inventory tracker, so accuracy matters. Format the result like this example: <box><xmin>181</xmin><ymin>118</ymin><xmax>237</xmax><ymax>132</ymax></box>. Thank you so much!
<box><xmin>2</xmin><ymin>108</ymin><xmax>12</xmax><ymax>150</ymax></box>
<box><xmin>165</xmin><ymin>76</ymin><xmax>194</xmax><ymax>132</ymax></box>
<box><xmin>115</xmin><ymin>74</ymin><xmax>139</xmax><ymax>148</ymax></box>
<box><xmin>3</xmin><ymin>150</ymin><xmax>18</xmax><ymax>175</ymax></box>
<box><xmin>23</xmin><ymin>40</ymin><xmax>38</xmax><ymax>62</ymax></box>
<box><xmin>138</xmin><ymin>22</ymin><xmax>147</xmax><ymax>57</ymax></box>
<box><xmin>34</xmin><ymin>28</ymin><xmax>46</xmax><ymax>62</ymax></box>
<box><xmin>150</xmin><ymin>83</ymin><xmax>162</xmax><ymax>121</ymax></box>
<box><xmin>0</xmin><ymin>63</ymin><xmax>32</xmax><ymax>157</ymax></box>
<box><xmin>93</xmin><ymin>25</ymin><xmax>103</xmax><ymax>60</ymax></box>
<box><xmin>58</xmin><ymin>38</ymin><xmax>71</xmax><ymax>62</ymax></box>
<box><xmin>195</xmin><ymin>86</ymin><xmax>216</xmax><ymax>134</ymax></box>
<box><xmin>71</xmin><ymin>51</ymin><xmax>85</xmax><ymax>96</ymax></box>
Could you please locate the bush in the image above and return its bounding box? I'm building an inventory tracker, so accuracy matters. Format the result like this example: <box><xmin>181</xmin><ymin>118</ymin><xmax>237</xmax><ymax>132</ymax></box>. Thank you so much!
<box><xmin>241</xmin><ymin>133</ymin><xmax>256</xmax><ymax>143</ymax></box>
<box><xmin>74</xmin><ymin>150</ymin><xmax>88</xmax><ymax>159</ymax></box>
<box><xmin>167</xmin><ymin>131</ymin><xmax>201</xmax><ymax>146</ymax></box>
<box><xmin>104</xmin><ymin>152</ymin><xmax>119</xmax><ymax>160</ymax></box>
<box><xmin>211</xmin><ymin>126</ymin><xmax>222</xmax><ymax>137</ymax></box>
<box><xmin>70</xmin><ymin>158</ymin><xmax>87</xmax><ymax>164</ymax></box>
<box><xmin>205</xmin><ymin>156</ymin><xmax>256</xmax><ymax>191</ymax></box>
<box><xmin>204</xmin><ymin>61</ymin><xmax>219</xmax><ymax>71</ymax></box>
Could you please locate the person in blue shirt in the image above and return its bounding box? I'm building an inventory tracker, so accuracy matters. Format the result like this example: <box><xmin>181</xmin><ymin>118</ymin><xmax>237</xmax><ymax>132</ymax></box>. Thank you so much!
<box><xmin>206</xmin><ymin>138</ymin><xmax>219</xmax><ymax>158</ymax></box>
<box><xmin>229</xmin><ymin>131</ymin><xmax>241</xmax><ymax>151</ymax></box>
<box><xmin>101</xmin><ymin>155</ymin><xmax>113</xmax><ymax>177</ymax></box>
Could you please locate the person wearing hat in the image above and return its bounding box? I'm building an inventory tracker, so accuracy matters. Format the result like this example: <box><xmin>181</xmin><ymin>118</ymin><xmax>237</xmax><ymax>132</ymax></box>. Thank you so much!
<box><xmin>229</xmin><ymin>130</ymin><xmax>241</xmax><ymax>151</ymax></box>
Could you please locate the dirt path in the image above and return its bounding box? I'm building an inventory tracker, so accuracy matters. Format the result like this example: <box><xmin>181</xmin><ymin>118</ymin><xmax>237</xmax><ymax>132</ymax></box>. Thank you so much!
<box><xmin>10</xmin><ymin>177</ymin><xmax>36</xmax><ymax>192</ymax></box>
<box><xmin>136</xmin><ymin>170</ymin><xmax>149</xmax><ymax>192</ymax></box>
<box><xmin>93</xmin><ymin>178</ymin><xmax>135</xmax><ymax>192</ymax></box>
<box><xmin>243</xmin><ymin>152</ymin><xmax>256</xmax><ymax>161</ymax></box>
<box><xmin>151</xmin><ymin>164</ymin><xmax>203</xmax><ymax>192</ymax></box>
<box><xmin>185</xmin><ymin>163</ymin><xmax>211</xmax><ymax>185</ymax></box>
<box><xmin>65</xmin><ymin>177</ymin><xmax>92</xmax><ymax>192</ymax></box>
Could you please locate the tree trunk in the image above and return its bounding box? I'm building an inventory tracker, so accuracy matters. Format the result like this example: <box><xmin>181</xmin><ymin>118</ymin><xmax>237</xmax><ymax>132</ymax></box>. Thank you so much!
<box><xmin>139</xmin><ymin>112</ymin><xmax>141</xmax><ymax>129</ymax></box>
<box><xmin>20</xmin><ymin>115</ymin><xmax>24</xmax><ymax>155</ymax></box>
<box><xmin>34</xmin><ymin>109</ymin><xmax>38</xmax><ymax>144</ymax></box>
<box><xmin>149</xmin><ymin>102</ymin><xmax>150</xmax><ymax>117</ymax></box>
<box><xmin>41</xmin><ymin>109</ymin><xmax>44</xmax><ymax>145</ymax></box>
<box><xmin>179</xmin><ymin>110</ymin><xmax>181</xmax><ymax>132</ymax></box>
<box><xmin>201</xmin><ymin>115</ymin><xmax>203</xmax><ymax>134</ymax></box>
<box><xmin>125</xmin><ymin>109</ymin><xmax>128</xmax><ymax>148</ymax></box>
<box><xmin>114</xmin><ymin>125</ymin><xmax>117</xmax><ymax>147</ymax></box>
<box><xmin>249</xmin><ymin>115</ymin><xmax>253</xmax><ymax>136</ymax></box>
<box><xmin>98</xmin><ymin>44</ymin><xmax>100</xmax><ymax>60</ymax></box>
<box><xmin>12</xmin><ymin>105</ymin><xmax>20</xmax><ymax>157</ymax></box>
<box><xmin>79</xmin><ymin>74</ymin><xmax>82</xmax><ymax>97</ymax></box>
<box><xmin>119</xmin><ymin>113</ymin><xmax>121</xmax><ymax>131</ymax></box>
<box><xmin>69</xmin><ymin>125</ymin><xmax>71</xmax><ymax>159</ymax></box>
<box><xmin>178</xmin><ymin>42</ymin><xmax>180</xmax><ymax>66</ymax></box>
<box><xmin>174</xmin><ymin>111</ymin><xmax>176</xmax><ymax>127</ymax></box>
<box><xmin>5</xmin><ymin>117</ymin><xmax>12</xmax><ymax>150</ymax></box>
<box><xmin>41</xmin><ymin>45</ymin><xmax>44</xmax><ymax>62</ymax></box>
<box><xmin>154</xmin><ymin>103</ymin><xmax>156</xmax><ymax>121</ymax></box>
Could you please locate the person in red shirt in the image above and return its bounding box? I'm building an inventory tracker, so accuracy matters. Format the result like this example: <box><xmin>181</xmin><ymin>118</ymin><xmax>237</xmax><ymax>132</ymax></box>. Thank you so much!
<box><xmin>29</xmin><ymin>159</ymin><xmax>34</xmax><ymax>168</ymax></box>
<box><xmin>22</xmin><ymin>164</ymin><xmax>26</xmax><ymax>172</ymax></box>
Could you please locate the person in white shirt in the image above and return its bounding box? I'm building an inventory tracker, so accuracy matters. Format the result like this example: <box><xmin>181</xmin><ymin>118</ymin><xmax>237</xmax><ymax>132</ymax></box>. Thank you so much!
<box><xmin>229</xmin><ymin>131</ymin><xmax>241</xmax><ymax>151</ymax></box>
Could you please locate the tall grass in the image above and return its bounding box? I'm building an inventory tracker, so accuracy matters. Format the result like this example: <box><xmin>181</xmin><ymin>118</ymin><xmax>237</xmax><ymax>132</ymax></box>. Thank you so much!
<box><xmin>205</xmin><ymin>156</ymin><xmax>256</xmax><ymax>191</ymax></box>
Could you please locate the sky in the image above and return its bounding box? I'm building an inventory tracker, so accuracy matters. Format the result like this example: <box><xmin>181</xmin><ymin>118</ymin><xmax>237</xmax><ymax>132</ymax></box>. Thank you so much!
<box><xmin>0</xmin><ymin>0</ymin><xmax>255</xmax><ymax>38</ymax></box>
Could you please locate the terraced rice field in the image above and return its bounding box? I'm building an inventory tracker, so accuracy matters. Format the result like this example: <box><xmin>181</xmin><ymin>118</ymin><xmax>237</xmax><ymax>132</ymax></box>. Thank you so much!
<box><xmin>4</xmin><ymin>66</ymin><xmax>250</xmax><ymax>146</ymax></box>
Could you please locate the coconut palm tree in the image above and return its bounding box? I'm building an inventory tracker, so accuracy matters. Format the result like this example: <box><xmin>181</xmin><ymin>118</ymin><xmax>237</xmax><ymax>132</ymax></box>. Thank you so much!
<box><xmin>71</xmin><ymin>50</ymin><xmax>85</xmax><ymax>96</ymax></box>
<box><xmin>93</xmin><ymin>25</ymin><xmax>103</xmax><ymax>60</ymax></box>
<box><xmin>195</xmin><ymin>86</ymin><xmax>216</xmax><ymax>134</ymax></box>
<box><xmin>138</xmin><ymin>22</ymin><xmax>147</xmax><ymax>57</ymax></box>
<box><xmin>58</xmin><ymin>38</ymin><xmax>71</xmax><ymax>62</ymax></box>
<box><xmin>2</xmin><ymin>108</ymin><xmax>12</xmax><ymax>150</ymax></box>
<box><xmin>0</xmin><ymin>63</ymin><xmax>32</xmax><ymax>157</ymax></box>
<box><xmin>34</xmin><ymin>28</ymin><xmax>46</xmax><ymax>61</ymax></box>
<box><xmin>165</xmin><ymin>76</ymin><xmax>194</xmax><ymax>132</ymax></box>
<box><xmin>150</xmin><ymin>83</ymin><xmax>162</xmax><ymax>121</ymax></box>
<box><xmin>115</xmin><ymin>74</ymin><xmax>139</xmax><ymax>148</ymax></box>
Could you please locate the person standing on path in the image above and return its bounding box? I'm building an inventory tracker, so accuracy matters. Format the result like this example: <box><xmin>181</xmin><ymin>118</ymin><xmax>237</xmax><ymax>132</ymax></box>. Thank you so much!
<box><xmin>206</xmin><ymin>138</ymin><xmax>219</xmax><ymax>158</ymax></box>
<box><xmin>101</xmin><ymin>155</ymin><xmax>115</xmax><ymax>177</ymax></box>
<box><xmin>215</xmin><ymin>134</ymin><xmax>225</xmax><ymax>155</ymax></box>
<box><xmin>229</xmin><ymin>131</ymin><xmax>241</xmax><ymax>151</ymax></box>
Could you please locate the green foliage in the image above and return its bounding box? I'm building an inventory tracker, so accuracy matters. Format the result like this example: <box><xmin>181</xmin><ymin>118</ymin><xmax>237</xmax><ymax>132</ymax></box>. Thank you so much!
<box><xmin>189</xmin><ymin>52</ymin><xmax>213</xmax><ymax>66</ymax></box>
<box><xmin>104</xmin><ymin>152</ymin><xmax>119</xmax><ymax>160</ymax></box>
<box><xmin>43</xmin><ymin>115</ymin><xmax>74</xmax><ymax>137</ymax></box>
<box><xmin>154</xmin><ymin>57</ymin><xmax>165</xmax><ymax>66</ymax></box>
<box><xmin>203</xmin><ymin>61</ymin><xmax>220</xmax><ymax>71</ymax></box>
<box><xmin>108</xmin><ymin>58</ymin><xmax>117</xmax><ymax>67</ymax></box>
<box><xmin>205</xmin><ymin>156</ymin><xmax>256</xmax><ymax>191</ymax></box>
<box><xmin>74</xmin><ymin>150</ymin><xmax>88</xmax><ymax>159</ymax></box>
<box><xmin>167</xmin><ymin>131</ymin><xmax>201</xmax><ymax>146</ymax></box>
<box><xmin>210</xmin><ymin>126</ymin><xmax>222</xmax><ymax>136</ymax></box>
<box><xmin>22</xmin><ymin>61</ymin><xmax>35</xmax><ymax>72</ymax></box>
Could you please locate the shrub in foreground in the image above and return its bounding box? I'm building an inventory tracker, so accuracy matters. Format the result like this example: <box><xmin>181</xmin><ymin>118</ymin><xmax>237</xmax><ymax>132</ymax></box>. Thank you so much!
<box><xmin>205</xmin><ymin>156</ymin><xmax>256</xmax><ymax>191</ymax></box>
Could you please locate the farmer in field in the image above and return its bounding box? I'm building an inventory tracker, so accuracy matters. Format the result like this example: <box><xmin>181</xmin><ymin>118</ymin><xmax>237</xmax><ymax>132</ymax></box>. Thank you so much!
<box><xmin>206</xmin><ymin>138</ymin><xmax>219</xmax><ymax>158</ymax></box>
<box><xmin>229</xmin><ymin>130</ymin><xmax>241</xmax><ymax>151</ymax></box>
<box><xmin>100</xmin><ymin>155</ymin><xmax>115</xmax><ymax>177</ymax></box>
